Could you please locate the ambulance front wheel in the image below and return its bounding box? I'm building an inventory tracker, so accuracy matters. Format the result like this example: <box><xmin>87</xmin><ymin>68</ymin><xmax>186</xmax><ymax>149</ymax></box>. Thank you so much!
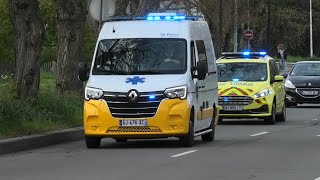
<box><xmin>179</xmin><ymin>120</ymin><xmax>194</xmax><ymax>147</ymax></box>
<box><xmin>85</xmin><ymin>136</ymin><xmax>101</xmax><ymax>149</ymax></box>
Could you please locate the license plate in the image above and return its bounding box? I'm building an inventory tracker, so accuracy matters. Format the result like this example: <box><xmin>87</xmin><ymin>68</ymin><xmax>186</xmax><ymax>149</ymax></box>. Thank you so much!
<box><xmin>301</xmin><ymin>91</ymin><xmax>318</xmax><ymax>95</ymax></box>
<box><xmin>222</xmin><ymin>105</ymin><xmax>244</xmax><ymax>111</ymax></box>
<box><xmin>120</xmin><ymin>120</ymin><xmax>147</xmax><ymax>127</ymax></box>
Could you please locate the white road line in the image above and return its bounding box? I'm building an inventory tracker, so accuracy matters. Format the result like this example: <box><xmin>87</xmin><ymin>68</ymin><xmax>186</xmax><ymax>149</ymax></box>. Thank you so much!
<box><xmin>312</xmin><ymin>119</ymin><xmax>318</xmax><ymax>121</ymax></box>
<box><xmin>314</xmin><ymin>177</ymin><xmax>320</xmax><ymax>180</ymax></box>
<box><xmin>317</xmin><ymin>135</ymin><xmax>320</xmax><ymax>137</ymax></box>
<box><xmin>171</xmin><ymin>150</ymin><xmax>198</xmax><ymax>158</ymax></box>
<box><xmin>250</xmin><ymin>132</ymin><xmax>269</xmax><ymax>137</ymax></box>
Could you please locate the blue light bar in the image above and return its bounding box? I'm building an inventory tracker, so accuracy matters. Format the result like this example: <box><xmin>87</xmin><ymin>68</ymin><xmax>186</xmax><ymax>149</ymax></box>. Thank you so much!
<box><xmin>243</xmin><ymin>52</ymin><xmax>250</xmax><ymax>56</ymax></box>
<box><xmin>232</xmin><ymin>79</ymin><xmax>240</xmax><ymax>82</ymax></box>
<box><xmin>223</xmin><ymin>97</ymin><xmax>229</xmax><ymax>102</ymax></box>
<box><xmin>259</xmin><ymin>51</ymin><xmax>267</xmax><ymax>55</ymax></box>
<box><xmin>146</xmin><ymin>13</ymin><xmax>193</xmax><ymax>21</ymax></box>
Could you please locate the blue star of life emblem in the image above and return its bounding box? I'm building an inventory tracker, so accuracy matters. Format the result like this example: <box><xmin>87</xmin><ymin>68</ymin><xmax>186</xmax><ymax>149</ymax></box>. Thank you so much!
<box><xmin>125</xmin><ymin>76</ymin><xmax>146</xmax><ymax>85</ymax></box>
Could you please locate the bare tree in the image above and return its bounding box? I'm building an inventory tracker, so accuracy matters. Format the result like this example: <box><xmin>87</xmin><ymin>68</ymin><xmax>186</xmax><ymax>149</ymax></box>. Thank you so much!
<box><xmin>8</xmin><ymin>0</ymin><xmax>45</xmax><ymax>100</ymax></box>
<box><xmin>56</xmin><ymin>0</ymin><xmax>88</xmax><ymax>93</ymax></box>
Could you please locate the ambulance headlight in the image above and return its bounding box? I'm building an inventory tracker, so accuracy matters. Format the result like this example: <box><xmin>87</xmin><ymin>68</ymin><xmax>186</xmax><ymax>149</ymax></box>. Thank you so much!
<box><xmin>254</xmin><ymin>88</ymin><xmax>271</xmax><ymax>99</ymax></box>
<box><xmin>85</xmin><ymin>87</ymin><xmax>103</xmax><ymax>100</ymax></box>
<box><xmin>165</xmin><ymin>85</ymin><xmax>187</xmax><ymax>100</ymax></box>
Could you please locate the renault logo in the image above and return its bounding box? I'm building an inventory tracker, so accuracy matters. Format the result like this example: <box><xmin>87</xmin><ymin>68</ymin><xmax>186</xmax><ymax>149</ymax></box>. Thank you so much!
<box><xmin>127</xmin><ymin>90</ymin><xmax>139</xmax><ymax>103</ymax></box>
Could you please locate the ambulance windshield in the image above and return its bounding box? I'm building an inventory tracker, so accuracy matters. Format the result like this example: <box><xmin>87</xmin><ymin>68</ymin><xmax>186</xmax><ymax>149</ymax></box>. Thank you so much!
<box><xmin>92</xmin><ymin>38</ymin><xmax>187</xmax><ymax>75</ymax></box>
<box><xmin>218</xmin><ymin>63</ymin><xmax>267</xmax><ymax>82</ymax></box>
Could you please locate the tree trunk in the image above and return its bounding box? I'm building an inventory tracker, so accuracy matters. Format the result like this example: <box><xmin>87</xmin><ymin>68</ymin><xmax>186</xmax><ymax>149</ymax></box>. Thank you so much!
<box><xmin>8</xmin><ymin>0</ymin><xmax>45</xmax><ymax>100</ymax></box>
<box><xmin>56</xmin><ymin>0</ymin><xmax>87</xmax><ymax>93</ymax></box>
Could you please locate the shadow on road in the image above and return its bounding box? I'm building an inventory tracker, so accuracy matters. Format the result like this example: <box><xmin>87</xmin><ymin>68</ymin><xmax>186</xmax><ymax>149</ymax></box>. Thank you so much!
<box><xmin>219</xmin><ymin>119</ymin><xmax>266</xmax><ymax>126</ymax></box>
<box><xmin>100</xmin><ymin>139</ymin><xmax>211</xmax><ymax>149</ymax></box>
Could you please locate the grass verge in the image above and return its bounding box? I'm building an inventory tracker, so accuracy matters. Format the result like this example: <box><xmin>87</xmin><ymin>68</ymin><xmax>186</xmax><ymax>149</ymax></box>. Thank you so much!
<box><xmin>0</xmin><ymin>73</ymin><xmax>83</xmax><ymax>139</ymax></box>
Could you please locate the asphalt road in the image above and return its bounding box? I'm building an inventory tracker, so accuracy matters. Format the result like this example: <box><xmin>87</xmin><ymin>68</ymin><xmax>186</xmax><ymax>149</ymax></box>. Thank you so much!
<box><xmin>1</xmin><ymin>105</ymin><xmax>320</xmax><ymax>180</ymax></box>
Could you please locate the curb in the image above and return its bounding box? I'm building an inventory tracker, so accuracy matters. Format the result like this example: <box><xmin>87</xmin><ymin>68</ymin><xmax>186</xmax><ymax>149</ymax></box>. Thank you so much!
<box><xmin>0</xmin><ymin>127</ymin><xmax>84</xmax><ymax>155</ymax></box>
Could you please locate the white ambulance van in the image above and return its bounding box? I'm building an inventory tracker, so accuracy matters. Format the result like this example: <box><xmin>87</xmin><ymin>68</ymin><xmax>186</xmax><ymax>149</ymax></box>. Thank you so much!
<box><xmin>78</xmin><ymin>13</ymin><xmax>218</xmax><ymax>148</ymax></box>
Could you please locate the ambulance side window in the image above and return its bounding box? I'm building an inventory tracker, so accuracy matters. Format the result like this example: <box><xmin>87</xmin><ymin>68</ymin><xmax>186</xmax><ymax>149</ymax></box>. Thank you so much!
<box><xmin>196</xmin><ymin>40</ymin><xmax>208</xmax><ymax>62</ymax></box>
<box><xmin>191</xmin><ymin>41</ymin><xmax>196</xmax><ymax>70</ymax></box>
<box><xmin>269</xmin><ymin>61</ymin><xmax>276</xmax><ymax>82</ymax></box>
<box><xmin>271</xmin><ymin>61</ymin><xmax>279</xmax><ymax>75</ymax></box>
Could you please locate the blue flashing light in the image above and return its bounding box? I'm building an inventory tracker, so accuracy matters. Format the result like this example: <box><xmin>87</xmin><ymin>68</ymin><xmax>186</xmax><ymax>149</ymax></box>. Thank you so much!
<box><xmin>147</xmin><ymin>16</ymin><xmax>154</xmax><ymax>21</ymax></box>
<box><xmin>148</xmin><ymin>95</ymin><xmax>156</xmax><ymax>100</ymax></box>
<box><xmin>146</xmin><ymin>13</ymin><xmax>187</xmax><ymax>21</ymax></box>
<box><xmin>178</xmin><ymin>16</ymin><xmax>186</xmax><ymax>20</ymax></box>
<box><xmin>223</xmin><ymin>97</ymin><xmax>229</xmax><ymax>102</ymax></box>
<box><xmin>154</xmin><ymin>16</ymin><xmax>161</xmax><ymax>20</ymax></box>
<box><xmin>232</xmin><ymin>79</ymin><xmax>240</xmax><ymax>82</ymax></box>
<box><xmin>243</xmin><ymin>52</ymin><xmax>250</xmax><ymax>56</ymax></box>
<box><xmin>259</xmin><ymin>51</ymin><xmax>267</xmax><ymax>55</ymax></box>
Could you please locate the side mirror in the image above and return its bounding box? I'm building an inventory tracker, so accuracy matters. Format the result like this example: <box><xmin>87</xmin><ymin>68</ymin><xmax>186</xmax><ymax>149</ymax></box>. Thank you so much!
<box><xmin>196</xmin><ymin>60</ymin><xmax>208</xmax><ymax>80</ymax></box>
<box><xmin>78</xmin><ymin>62</ymin><xmax>90</xmax><ymax>82</ymax></box>
<box><xmin>274</xmin><ymin>75</ymin><xmax>284</xmax><ymax>82</ymax></box>
<box><xmin>282</xmin><ymin>74</ymin><xmax>288</xmax><ymax>78</ymax></box>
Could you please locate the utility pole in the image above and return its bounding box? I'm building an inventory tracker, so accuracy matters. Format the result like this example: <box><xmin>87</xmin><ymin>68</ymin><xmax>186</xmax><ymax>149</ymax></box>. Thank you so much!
<box><xmin>267</xmin><ymin>0</ymin><xmax>271</xmax><ymax>52</ymax></box>
<box><xmin>310</xmin><ymin>0</ymin><xmax>314</xmax><ymax>57</ymax></box>
<box><xmin>247</xmin><ymin>0</ymin><xmax>250</xmax><ymax>50</ymax></box>
<box><xmin>219</xmin><ymin>0</ymin><xmax>223</xmax><ymax>55</ymax></box>
<box><xmin>233</xmin><ymin>0</ymin><xmax>238</xmax><ymax>52</ymax></box>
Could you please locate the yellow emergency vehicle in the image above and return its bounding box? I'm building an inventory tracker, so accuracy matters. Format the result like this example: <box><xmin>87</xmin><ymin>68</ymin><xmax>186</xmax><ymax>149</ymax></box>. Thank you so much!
<box><xmin>217</xmin><ymin>52</ymin><xmax>286</xmax><ymax>124</ymax></box>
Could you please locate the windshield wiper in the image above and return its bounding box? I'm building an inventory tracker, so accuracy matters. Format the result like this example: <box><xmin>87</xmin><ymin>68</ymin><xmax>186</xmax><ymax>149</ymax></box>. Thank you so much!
<box><xmin>94</xmin><ymin>70</ymin><xmax>128</xmax><ymax>75</ymax></box>
<box><xmin>130</xmin><ymin>71</ymin><xmax>164</xmax><ymax>75</ymax></box>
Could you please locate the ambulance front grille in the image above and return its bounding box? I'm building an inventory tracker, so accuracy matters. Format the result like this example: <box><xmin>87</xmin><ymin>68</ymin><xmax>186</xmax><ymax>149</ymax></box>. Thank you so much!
<box><xmin>103</xmin><ymin>91</ymin><xmax>166</xmax><ymax>118</ymax></box>
<box><xmin>107</xmin><ymin>127</ymin><xmax>162</xmax><ymax>133</ymax></box>
<box><xmin>219</xmin><ymin>96</ymin><xmax>254</xmax><ymax>105</ymax></box>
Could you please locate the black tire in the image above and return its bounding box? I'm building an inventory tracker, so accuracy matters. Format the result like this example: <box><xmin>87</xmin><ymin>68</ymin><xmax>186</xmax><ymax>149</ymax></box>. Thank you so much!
<box><xmin>115</xmin><ymin>138</ymin><xmax>127</xmax><ymax>143</ymax></box>
<box><xmin>85</xmin><ymin>136</ymin><xmax>101</xmax><ymax>149</ymax></box>
<box><xmin>276</xmin><ymin>103</ymin><xmax>286</xmax><ymax>122</ymax></box>
<box><xmin>264</xmin><ymin>102</ymin><xmax>276</xmax><ymax>125</ymax></box>
<box><xmin>201</xmin><ymin>120</ymin><xmax>215</xmax><ymax>142</ymax></box>
<box><xmin>179</xmin><ymin>120</ymin><xmax>194</xmax><ymax>147</ymax></box>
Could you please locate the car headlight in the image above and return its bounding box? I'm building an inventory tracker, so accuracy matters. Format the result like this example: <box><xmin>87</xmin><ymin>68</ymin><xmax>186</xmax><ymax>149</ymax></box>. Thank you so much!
<box><xmin>285</xmin><ymin>80</ymin><xmax>296</xmax><ymax>89</ymax></box>
<box><xmin>164</xmin><ymin>85</ymin><xmax>187</xmax><ymax>100</ymax></box>
<box><xmin>254</xmin><ymin>88</ymin><xmax>271</xmax><ymax>99</ymax></box>
<box><xmin>85</xmin><ymin>87</ymin><xmax>103</xmax><ymax>100</ymax></box>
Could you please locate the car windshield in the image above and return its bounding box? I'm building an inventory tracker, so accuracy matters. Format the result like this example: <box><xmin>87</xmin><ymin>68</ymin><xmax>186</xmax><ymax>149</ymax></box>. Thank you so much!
<box><xmin>217</xmin><ymin>63</ymin><xmax>267</xmax><ymax>82</ymax></box>
<box><xmin>92</xmin><ymin>38</ymin><xmax>187</xmax><ymax>75</ymax></box>
<box><xmin>290</xmin><ymin>63</ymin><xmax>320</xmax><ymax>76</ymax></box>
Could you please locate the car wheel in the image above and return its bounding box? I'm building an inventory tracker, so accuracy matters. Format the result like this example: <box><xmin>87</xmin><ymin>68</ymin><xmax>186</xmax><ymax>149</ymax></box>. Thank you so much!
<box><xmin>115</xmin><ymin>138</ymin><xmax>127</xmax><ymax>143</ymax></box>
<box><xmin>179</xmin><ymin>120</ymin><xmax>194</xmax><ymax>147</ymax></box>
<box><xmin>264</xmin><ymin>102</ymin><xmax>276</xmax><ymax>125</ymax></box>
<box><xmin>276</xmin><ymin>103</ymin><xmax>286</xmax><ymax>122</ymax></box>
<box><xmin>201</xmin><ymin>110</ymin><xmax>216</xmax><ymax>142</ymax></box>
<box><xmin>85</xmin><ymin>136</ymin><xmax>101</xmax><ymax>149</ymax></box>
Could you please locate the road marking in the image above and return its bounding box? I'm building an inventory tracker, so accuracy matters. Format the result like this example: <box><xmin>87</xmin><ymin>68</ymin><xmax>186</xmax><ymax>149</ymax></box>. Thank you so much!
<box><xmin>312</xmin><ymin>119</ymin><xmax>318</xmax><ymax>121</ymax></box>
<box><xmin>250</xmin><ymin>132</ymin><xmax>269</xmax><ymax>137</ymax></box>
<box><xmin>171</xmin><ymin>150</ymin><xmax>198</xmax><ymax>158</ymax></box>
<box><xmin>317</xmin><ymin>135</ymin><xmax>320</xmax><ymax>137</ymax></box>
<box><xmin>314</xmin><ymin>177</ymin><xmax>320</xmax><ymax>180</ymax></box>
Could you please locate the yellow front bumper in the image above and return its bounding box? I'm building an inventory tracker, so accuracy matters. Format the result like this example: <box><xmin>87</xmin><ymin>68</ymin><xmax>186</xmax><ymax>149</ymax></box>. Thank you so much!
<box><xmin>84</xmin><ymin>99</ymin><xmax>191</xmax><ymax>138</ymax></box>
